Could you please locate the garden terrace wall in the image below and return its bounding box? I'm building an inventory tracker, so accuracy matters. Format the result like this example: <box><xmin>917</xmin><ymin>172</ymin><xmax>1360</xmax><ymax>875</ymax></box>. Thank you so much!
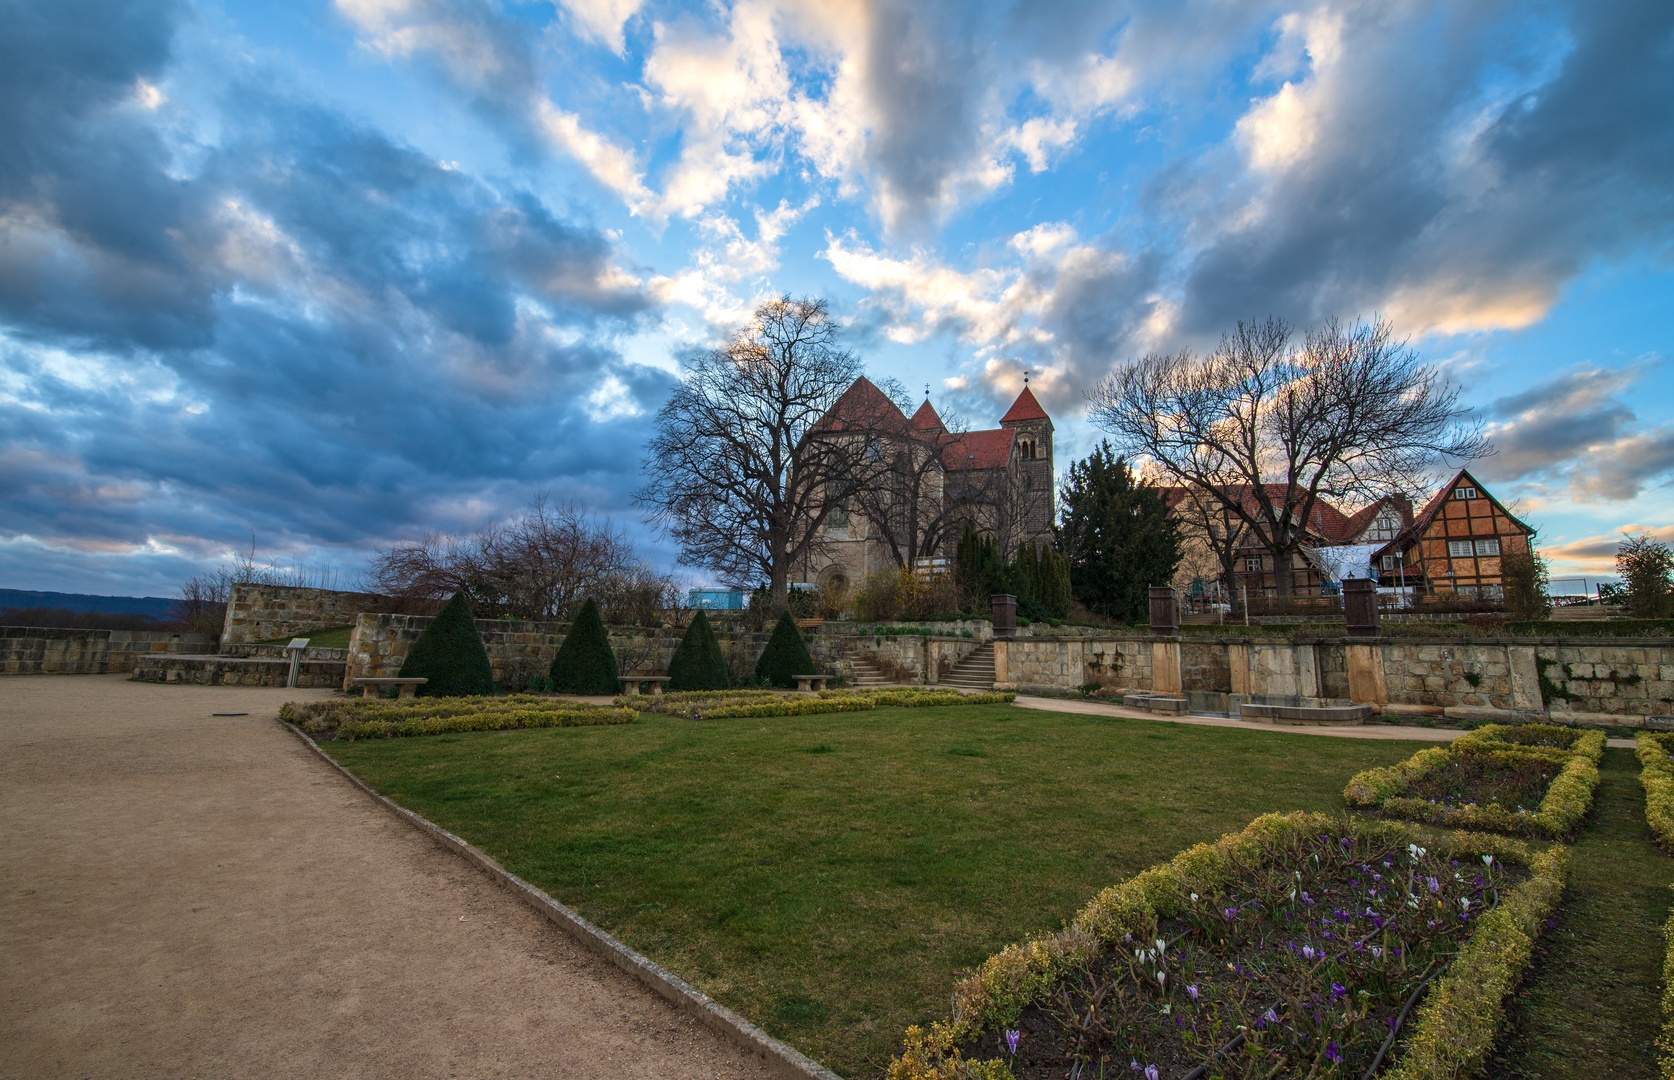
<box><xmin>132</xmin><ymin>654</ymin><xmax>346</xmax><ymax>688</ymax></box>
<box><xmin>220</xmin><ymin>583</ymin><xmax>393</xmax><ymax>644</ymax></box>
<box><xmin>1</xmin><ymin>626</ymin><xmax>220</xmax><ymax>675</ymax></box>
<box><xmin>995</xmin><ymin>631</ymin><xmax>1674</xmax><ymax>726</ymax></box>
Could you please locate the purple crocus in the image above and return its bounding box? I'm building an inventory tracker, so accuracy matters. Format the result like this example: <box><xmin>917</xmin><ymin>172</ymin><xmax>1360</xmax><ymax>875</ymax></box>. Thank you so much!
<box><xmin>1003</xmin><ymin>1030</ymin><xmax>1020</xmax><ymax>1055</ymax></box>
<box><xmin>1187</xmin><ymin>983</ymin><xmax>1200</xmax><ymax>1001</ymax></box>
<box><xmin>1146</xmin><ymin>1067</ymin><xmax>1160</xmax><ymax>1080</ymax></box>
<box><xmin>1331</xmin><ymin>982</ymin><xmax>1347</xmax><ymax>1001</ymax></box>
<box><xmin>1326</xmin><ymin>1041</ymin><xmax>1344</xmax><ymax>1063</ymax></box>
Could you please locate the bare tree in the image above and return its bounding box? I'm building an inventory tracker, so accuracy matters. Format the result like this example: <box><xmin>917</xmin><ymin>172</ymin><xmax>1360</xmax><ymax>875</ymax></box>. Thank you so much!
<box><xmin>637</xmin><ymin>296</ymin><xmax>886</xmax><ymax>605</ymax></box>
<box><xmin>1087</xmin><ymin>316</ymin><xmax>1489</xmax><ymax>596</ymax></box>
<box><xmin>366</xmin><ymin>496</ymin><xmax>642</xmax><ymax>620</ymax></box>
<box><xmin>843</xmin><ymin>386</ymin><xmax>976</xmax><ymax>569</ymax></box>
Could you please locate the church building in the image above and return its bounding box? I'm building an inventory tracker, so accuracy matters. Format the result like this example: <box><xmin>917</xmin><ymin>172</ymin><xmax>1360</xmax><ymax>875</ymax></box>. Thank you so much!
<box><xmin>793</xmin><ymin>377</ymin><xmax>1055</xmax><ymax>600</ymax></box>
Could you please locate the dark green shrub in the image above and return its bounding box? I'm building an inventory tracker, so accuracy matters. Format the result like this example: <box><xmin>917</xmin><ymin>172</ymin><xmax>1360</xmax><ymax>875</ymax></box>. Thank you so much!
<box><xmin>668</xmin><ymin>609</ymin><xmax>729</xmax><ymax>691</ymax></box>
<box><xmin>549</xmin><ymin>598</ymin><xmax>620</xmax><ymax>694</ymax></box>
<box><xmin>754</xmin><ymin>611</ymin><xmax>816</xmax><ymax>688</ymax></box>
<box><xmin>401</xmin><ymin>590</ymin><xmax>494</xmax><ymax>697</ymax></box>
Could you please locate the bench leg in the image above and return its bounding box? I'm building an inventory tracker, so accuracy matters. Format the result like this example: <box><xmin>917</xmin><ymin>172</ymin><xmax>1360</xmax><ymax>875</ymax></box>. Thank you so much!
<box><xmin>361</xmin><ymin>685</ymin><xmax>375</xmax><ymax>699</ymax></box>
<box><xmin>650</xmin><ymin>682</ymin><xmax>663</xmax><ymax>696</ymax></box>
<box><xmin>398</xmin><ymin>683</ymin><xmax>416</xmax><ymax>699</ymax></box>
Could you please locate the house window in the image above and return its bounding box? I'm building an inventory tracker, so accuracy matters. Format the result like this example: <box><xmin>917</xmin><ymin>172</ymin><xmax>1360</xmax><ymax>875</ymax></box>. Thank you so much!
<box><xmin>1482</xmin><ymin>584</ymin><xmax>1505</xmax><ymax>600</ymax></box>
<box><xmin>826</xmin><ymin>482</ymin><xmax>849</xmax><ymax>528</ymax></box>
<box><xmin>1447</xmin><ymin>540</ymin><xmax>1473</xmax><ymax>558</ymax></box>
<box><xmin>1475</xmin><ymin>539</ymin><xmax>1501</xmax><ymax>556</ymax></box>
<box><xmin>1381</xmin><ymin>555</ymin><xmax>1395</xmax><ymax>571</ymax></box>
<box><xmin>1455</xmin><ymin>487</ymin><xmax>1477</xmax><ymax>500</ymax></box>
<box><xmin>1245</xmin><ymin>557</ymin><xmax>1263</xmax><ymax>573</ymax></box>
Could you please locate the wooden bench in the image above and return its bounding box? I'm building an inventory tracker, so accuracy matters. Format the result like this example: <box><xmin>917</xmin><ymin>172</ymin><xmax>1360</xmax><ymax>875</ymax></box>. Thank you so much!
<box><xmin>618</xmin><ymin>675</ymin><xmax>671</xmax><ymax>696</ymax></box>
<box><xmin>350</xmin><ymin>677</ymin><xmax>427</xmax><ymax>699</ymax></box>
<box><xmin>793</xmin><ymin>674</ymin><xmax>830</xmax><ymax>692</ymax></box>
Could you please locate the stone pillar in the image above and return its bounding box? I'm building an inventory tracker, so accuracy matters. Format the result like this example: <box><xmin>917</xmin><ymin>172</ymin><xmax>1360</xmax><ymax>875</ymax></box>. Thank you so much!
<box><xmin>1507</xmin><ymin>644</ymin><xmax>1543</xmax><ymax>713</ymax></box>
<box><xmin>1228</xmin><ymin>643</ymin><xmax>1251</xmax><ymax>696</ymax></box>
<box><xmin>1296</xmin><ymin>643</ymin><xmax>1319</xmax><ymax>699</ymax></box>
<box><xmin>1345</xmin><ymin>643</ymin><xmax>1387</xmax><ymax>704</ymax></box>
<box><xmin>1149</xmin><ymin>586</ymin><xmax>1179</xmax><ymax>635</ymax></box>
<box><xmin>992</xmin><ymin>594</ymin><xmax>1017</xmax><ymax>639</ymax></box>
<box><xmin>1151</xmin><ymin>640</ymin><xmax>1183</xmax><ymax>694</ymax></box>
<box><xmin>992</xmin><ymin>638</ymin><xmax>1013</xmax><ymax>691</ymax></box>
<box><xmin>1344</xmin><ymin>578</ymin><xmax>1380</xmax><ymax>637</ymax></box>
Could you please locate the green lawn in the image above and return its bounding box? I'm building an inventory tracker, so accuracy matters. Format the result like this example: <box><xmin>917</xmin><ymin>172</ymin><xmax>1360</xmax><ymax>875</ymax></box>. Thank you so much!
<box><xmin>1491</xmin><ymin>746</ymin><xmax>1674</xmax><ymax>1078</ymax></box>
<box><xmin>322</xmin><ymin>704</ymin><xmax>1433</xmax><ymax>1076</ymax></box>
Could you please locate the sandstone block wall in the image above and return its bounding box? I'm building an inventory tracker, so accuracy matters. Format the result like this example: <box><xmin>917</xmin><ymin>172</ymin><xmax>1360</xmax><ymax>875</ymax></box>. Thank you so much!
<box><xmin>1</xmin><ymin>627</ymin><xmax>220</xmax><ymax>675</ymax></box>
<box><xmin>132</xmin><ymin>655</ymin><xmax>346</xmax><ymax>688</ymax></box>
<box><xmin>221</xmin><ymin>584</ymin><xmax>392</xmax><ymax>644</ymax></box>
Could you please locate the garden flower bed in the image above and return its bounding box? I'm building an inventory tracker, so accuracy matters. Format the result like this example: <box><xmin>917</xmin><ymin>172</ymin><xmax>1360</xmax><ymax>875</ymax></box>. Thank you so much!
<box><xmin>279</xmin><ymin>694</ymin><xmax>636</xmax><ymax>739</ymax></box>
<box><xmin>615</xmin><ymin>687</ymin><xmax>1015</xmax><ymax>719</ymax></box>
<box><xmin>886</xmin><ymin>812</ymin><xmax>1565</xmax><ymax>1080</ymax></box>
<box><xmin>1637</xmin><ymin>732</ymin><xmax>1674</xmax><ymax>850</ymax></box>
<box><xmin>1343</xmin><ymin>726</ymin><xmax>1604</xmax><ymax>838</ymax></box>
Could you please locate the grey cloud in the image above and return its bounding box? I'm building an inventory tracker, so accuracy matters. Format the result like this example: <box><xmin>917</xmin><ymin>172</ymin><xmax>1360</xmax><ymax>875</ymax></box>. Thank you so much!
<box><xmin>0</xmin><ymin>0</ymin><xmax>669</xmax><ymax>593</ymax></box>
<box><xmin>1172</xmin><ymin>0</ymin><xmax>1674</xmax><ymax>339</ymax></box>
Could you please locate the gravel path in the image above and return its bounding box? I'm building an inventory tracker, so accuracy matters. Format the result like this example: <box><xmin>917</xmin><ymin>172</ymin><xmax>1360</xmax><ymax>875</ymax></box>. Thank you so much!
<box><xmin>1013</xmin><ymin>694</ymin><xmax>1638</xmax><ymax>748</ymax></box>
<box><xmin>0</xmin><ymin>674</ymin><xmax>776</xmax><ymax>1080</ymax></box>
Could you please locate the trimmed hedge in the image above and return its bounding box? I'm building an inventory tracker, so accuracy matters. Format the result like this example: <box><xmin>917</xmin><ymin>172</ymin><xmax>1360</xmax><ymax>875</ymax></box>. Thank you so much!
<box><xmin>550</xmin><ymin>598</ymin><xmax>620</xmax><ymax>694</ymax></box>
<box><xmin>1344</xmin><ymin>727</ymin><xmax>1604</xmax><ymax>838</ymax></box>
<box><xmin>1506</xmin><ymin>618</ymin><xmax>1674</xmax><ymax>638</ymax></box>
<box><xmin>278</xmin><ymin>694</ymin><xmax>635</xmax><ymax>740</ymax></box>
<box><xmin>885</xmin><ymin>811</ymin><xmax>1563</xmax><ymax>1080</ymax></box>
<box><xmin>399</xmin><ymin>590</ymin><xmax>494</xmax><ymax>697</ymax></box>
<box><xmin>755</xmin><ymin>610</ymin><xmax>816</xmax><ymax>688</ymax></box>
<box><xmin>667</xmin><ymin>609</ymin><xmax>729</xmax><ymax>691</ymax></box>
<box><xmin>1639</xmin><ymin>731</ymin><xmax>1674</xmax><ymax>850</ymax></box>
<box><xmin>1661</xmin><ymin>887</ymin><xmax>1674</xmax><ymax>1080</ymax></box>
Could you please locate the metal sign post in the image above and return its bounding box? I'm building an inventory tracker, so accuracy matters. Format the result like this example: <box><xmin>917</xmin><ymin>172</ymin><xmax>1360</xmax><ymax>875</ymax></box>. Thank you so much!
<box><xmin>284</xmin><ymin>638</ymin><xmax>310</xmax><ymax>688</ymax></box>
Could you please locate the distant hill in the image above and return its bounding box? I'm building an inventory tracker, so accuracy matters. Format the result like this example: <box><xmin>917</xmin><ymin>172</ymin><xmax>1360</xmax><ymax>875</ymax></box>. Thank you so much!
<box><xmin>0</xmin><ymin>589</ymin><xmax>178</xmax><ymax>619</ymax></box>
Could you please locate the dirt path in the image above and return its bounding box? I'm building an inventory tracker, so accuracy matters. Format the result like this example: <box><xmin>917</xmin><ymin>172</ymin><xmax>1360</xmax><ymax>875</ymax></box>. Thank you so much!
<box><xmin>0</xmin><ymin>674</ymin><xmax>776</xmax><ymax>1080</ymax></box>
<box><xmin>1013</xmin><ymin>694</ymin><xmax>1638</xmax><ymax>748</ymax></box>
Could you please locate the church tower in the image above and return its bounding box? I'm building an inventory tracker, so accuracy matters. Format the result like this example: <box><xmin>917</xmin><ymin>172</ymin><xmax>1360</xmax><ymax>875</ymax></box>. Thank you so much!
<box><xmin>998</xmin><ymin>385</ymin><xmax>1054</xmax><ymax>544</ymax></box>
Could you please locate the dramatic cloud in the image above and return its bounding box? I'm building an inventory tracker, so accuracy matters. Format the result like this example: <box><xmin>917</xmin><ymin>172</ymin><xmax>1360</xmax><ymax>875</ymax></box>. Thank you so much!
<box><xmin>0</xmin><ymin>0</ymin><xmax>662</xmax><ymax>593</ymax></box>
<box><xmin>1545</xmin><ymin>525</ymin><xmax>1674</xmax><ymax>575</ymax></box>
<box><xmin>1478</xmin><ymin>363</ymin><xmax>1674</xmax><ymax>502</ymax></box>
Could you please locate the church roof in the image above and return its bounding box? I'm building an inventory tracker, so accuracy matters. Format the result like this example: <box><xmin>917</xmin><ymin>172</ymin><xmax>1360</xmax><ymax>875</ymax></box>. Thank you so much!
<box><xmin>909</xmin><ymin>399</ymin><xmax>946</xmax><ymax>431</ymax></box>
<box><xmin>1000</xmin><ymin>386</ymin><xmax>1049</xmax><ymax>423</ymax></box>
<box><xmin>943</xmin><ymin>428</ymin><xmax>1015</xmax><ymax>471</ymax></box>
<box><xmin>813</xmin><ymin>376</ymin><xmax>909</xmax><ymax>434</ymax></box>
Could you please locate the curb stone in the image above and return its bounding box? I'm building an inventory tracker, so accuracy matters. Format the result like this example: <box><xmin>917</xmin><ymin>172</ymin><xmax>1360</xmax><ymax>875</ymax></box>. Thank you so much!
<box><xmin>280</xmin><ymin>720</ymin><xmax>844</xmax><ymax>1080</ymax></box>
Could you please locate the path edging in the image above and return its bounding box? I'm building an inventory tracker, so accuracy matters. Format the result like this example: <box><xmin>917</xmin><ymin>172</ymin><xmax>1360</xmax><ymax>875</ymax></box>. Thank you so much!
<box><xmin>281</xmin><ymin>721</ymin><xmax>843</xmax><ymax>1080</ymax></box>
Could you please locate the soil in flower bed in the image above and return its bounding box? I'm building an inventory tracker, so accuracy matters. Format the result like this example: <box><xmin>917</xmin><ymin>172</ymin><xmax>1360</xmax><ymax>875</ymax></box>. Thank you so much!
<box><xmin>960</xmin><ymin>829</ymin><xmax>1521</xmax><ymax>1080</ymax></box>
<box><xmin>1403</xmin><ymin>754</ymin><xmax>1555</xmax><ymax>814</ymax></box>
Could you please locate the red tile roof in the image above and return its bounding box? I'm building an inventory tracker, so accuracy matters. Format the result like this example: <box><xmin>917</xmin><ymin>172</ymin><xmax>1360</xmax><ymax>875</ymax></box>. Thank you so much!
<box><xmin>812</xmin><ymin>376</ymin><xmax>909</xmax><ymax>434</ymax></box>
<box><xmin>943</xmin><ymin>428</ymin><xmax>1015</xmax><ymax>471</ymax></box>
<box><xmin>909</xmin><ymin>399</ymin><xmax>946</xmax><ymax>431</ymax></box>
<box><xmin>1000</xmin><ymin>387</ymin><xmax>1049</xmax><ymax>423</ymax></box>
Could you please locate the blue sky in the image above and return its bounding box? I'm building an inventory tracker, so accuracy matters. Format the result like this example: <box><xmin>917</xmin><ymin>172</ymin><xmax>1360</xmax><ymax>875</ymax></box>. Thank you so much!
<box><xmin>1</xmin><ymin>0</ymin><xmax>1670</xmax><ymax>598</ymax></box>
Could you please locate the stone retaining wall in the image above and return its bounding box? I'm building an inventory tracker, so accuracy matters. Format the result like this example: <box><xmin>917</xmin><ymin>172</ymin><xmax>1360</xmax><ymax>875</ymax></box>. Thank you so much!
<box><xmin>1</xmin><ymin>626</ymin><xmax>221</xmax><ymax>674</ymax></box>
<box><xmin>132</xmin><ymin>654</ymin><xmax>347</xmax><ymax>688</ymax></box>
<box><xmin>221</xmin><ymin>584</ymin><xmax>392</xmax><ymax>644</ymax></box>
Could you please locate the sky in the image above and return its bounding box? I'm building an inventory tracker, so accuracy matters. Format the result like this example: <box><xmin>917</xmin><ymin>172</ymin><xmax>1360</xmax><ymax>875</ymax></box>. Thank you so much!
<box><xmin>1</xmin><ymin>0</ymin><xmax>1670</xmax><ymax>599</ymax></box>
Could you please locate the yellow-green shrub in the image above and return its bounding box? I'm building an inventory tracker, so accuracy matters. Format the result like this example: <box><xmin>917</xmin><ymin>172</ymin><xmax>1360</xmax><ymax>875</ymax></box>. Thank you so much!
<box><xmin>1345</xmin><ymin>730</ymin><xmax>1603</xmax><ymax>839</ymax></box>
<box><xmin>1383</xmin><ymin>845</ymin><xmax>1568</xmax><ymax>1080</ymax></box>
<box><xmin>892</xmin><ymin>811</ymin><xmax>1551</xmax><ymax>1080</ymax></box>
<box><xmin>279</xmin><ymin>694</ymin><xmax>633</xmax><ymax>739</ymax></box>
<box><xmin>1659</xmin><ymin>887</ymin><xmax>1674</xmax><ymax>1080</ymax></box>
<box><xmin>1638</xmin><ymin>731</ymin><xmax>1674</xmax><ymax>849</ymax></box>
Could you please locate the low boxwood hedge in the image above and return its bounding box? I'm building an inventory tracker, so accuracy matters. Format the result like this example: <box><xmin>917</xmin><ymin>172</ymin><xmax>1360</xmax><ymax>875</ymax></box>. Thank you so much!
<box><xmin>1344</xmin><ymin>727</ymin><xmax>1604</xmax><ymax>838</ymax></box>
<box><xmin>1661</xmin><ymin>887</ymin><xmax>1674</xmax><ymax>1080</ymax></box>
<box><xmin>616</xmin><ymin>687</ymin><xmax>1015</xmax><ymax>719</ymax></box>
<box><xmin>280</xmin><ymin>694</ymin><xmax>635</xmax><ymax>739</ymax></box>
<box><xmin>1639</xmin><ymin>731</ymin><xmax>1674</xmax><ymax>850</ymax></box>
<box><xmin>885</xmin><ymin>811</ymin><xmax>1565</xmax><ymax>1080</ymax></box>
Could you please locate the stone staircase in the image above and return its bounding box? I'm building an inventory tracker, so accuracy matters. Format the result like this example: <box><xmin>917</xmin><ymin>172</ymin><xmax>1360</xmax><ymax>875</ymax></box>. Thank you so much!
<box><xmin>941</xmin><ymin>642</ymin><xmax>996</xmax><ymax>690</ymax></box>
<box><xmin>845</xmin><ymin>652</ymin><xmax>891</xmax><ymax>688</ymax></box>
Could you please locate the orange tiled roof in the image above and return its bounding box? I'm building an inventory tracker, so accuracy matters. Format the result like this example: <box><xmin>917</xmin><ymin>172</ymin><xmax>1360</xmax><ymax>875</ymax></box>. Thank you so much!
<box><xmin>999</xmin><ymin>386</ymin><xmax>1049</xmax><ymax>423</ymax></box>
<box><xmin>943</xmin><ymin>428</ymin><xmax>1015</xmax><ymax>471</ymax></box>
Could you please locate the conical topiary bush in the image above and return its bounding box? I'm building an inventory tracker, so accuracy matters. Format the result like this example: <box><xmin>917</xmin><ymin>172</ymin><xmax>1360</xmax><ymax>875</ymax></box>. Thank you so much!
<box><xmin>754</xmin><ymin>610</ymin><xmax>816</xmax><ymax>688</ymax></box>
<box><xmin>549</xmin><ymin>598</ymin><xmax>620</xmax><ymax>694</ymax></box>
<box><xmin>668</xmin><ymin>609</ymin><xmax>729</xmax><ymax>691</ymax></box>
<box><xmin>401</xmin><ymin>590</ymin><xmax>494</xmax><ymax>697</ymax></box>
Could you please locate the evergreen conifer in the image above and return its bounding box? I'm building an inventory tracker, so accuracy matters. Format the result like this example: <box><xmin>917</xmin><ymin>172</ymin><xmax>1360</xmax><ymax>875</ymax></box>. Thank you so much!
<box><xmin>549</xmin><ymin>598</ymin><xmax>620</xmax><ymax>694</ymax></box>
<box><xmin>668</xmin><ymin>609</ymin><xmax>729</xmax><ymax>690</ymax></box>
<box><xmin>401</xmin><ymin>590</ymin><xmax>494</xmax><ymax>697</ymax></box>
<box><xmin>1058</xmin><ymin>441</ymin><xmax>1182</xmax><ymax>621</ymax></box>
<box><xmin>754</xmin><ymin>610</ymin><xmax>816</xmax><ymax>688</ymax></box>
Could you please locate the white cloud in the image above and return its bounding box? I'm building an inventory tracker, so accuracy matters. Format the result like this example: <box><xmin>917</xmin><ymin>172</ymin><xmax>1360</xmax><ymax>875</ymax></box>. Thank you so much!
<box><xmin>560</xmin><ymin>0</ymin><xmax>643</xmax><ymax>54</ymax></box>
